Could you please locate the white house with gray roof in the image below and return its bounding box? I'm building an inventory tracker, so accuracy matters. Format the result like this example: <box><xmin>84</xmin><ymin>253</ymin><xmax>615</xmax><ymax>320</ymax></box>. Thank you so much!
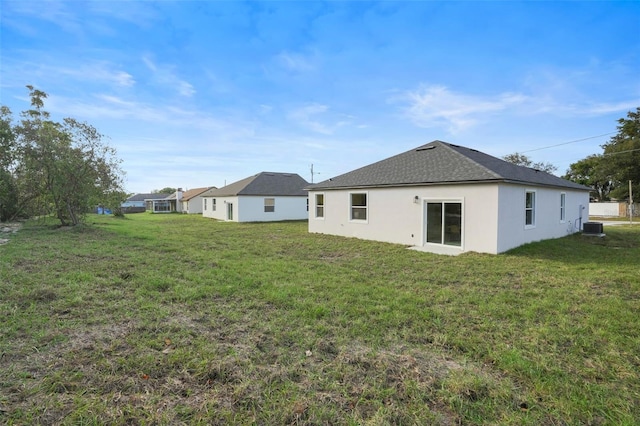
<box><xmin>306</xmin><ymin>140</ymin><xmax>590</xmax><ymax>255</ymax></box>
<box><xmin>202</xmin><ymin>172</ymin><xmax>309</xmax><ymax>222</ymax></box>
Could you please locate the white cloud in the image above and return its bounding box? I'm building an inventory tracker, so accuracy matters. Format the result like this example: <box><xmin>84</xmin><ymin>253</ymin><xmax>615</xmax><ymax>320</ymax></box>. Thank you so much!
<box><xmin>142</xmin><ymin>56</ymin><xmax>195</xmax><ymax>97</ymax></box>
<box><xmin>400</xmin><ymin>85</ymin><xmax>527</xmax><ymax>134</ymax></box>
<box><xmin>2</xmin><ymin>58</ymin><xmax>135</xmax><ymax>89</ymax></box>
<box><xmin>287</xmin><ymin>103</ymin><xmax>333</xmax><ymax>134</ymax></box>
<box><xmin>578</xmin><ymin>101</ymin><xmax>639</xmax><ymax>115</ymax></box>
<box><xmin>45</xmin><ymin>93</ymin><xmax>253</xmax><ymax>139</ymax></box>
<box><xmin>259</xmin><ymin>104</ymin><xmax>273</xmax><ymax>115</ymax></box>
<box><xmin>276</xmin><ymin>51</ymin><xmax>315</xmax><ymax>72</ymax></box>
<box><xmin>3</xmin><ymin>0</ymin><xmax>82</xmax><ymax>35</ymax></box>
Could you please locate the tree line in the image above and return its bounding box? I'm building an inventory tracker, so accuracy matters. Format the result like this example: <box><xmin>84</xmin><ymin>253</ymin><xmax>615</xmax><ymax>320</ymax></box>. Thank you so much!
<box><xmin>502</xmin><ymin>108</ymin><xmax>639</xmax><ymax>202</ymax></box>
<box><xmin>1</xmin><ymin>85</ymin><xmax>637</xmax><ymax>224</ymax></box>
<box><xmin>0</xmin><ymin>86</ymin><xmax>125</xmax><ymax>225</ymax></box>
<box><xmin>563</xmin><ymin>108</ymin><xmax>639</xmax><ymax>202</ymax></box>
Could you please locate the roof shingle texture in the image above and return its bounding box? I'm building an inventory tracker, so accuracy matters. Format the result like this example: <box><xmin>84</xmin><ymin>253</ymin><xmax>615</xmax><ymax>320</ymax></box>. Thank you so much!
<box><xmin>181</xmin><ymin>187</ymin><xmax>215</xmax><ymax>201</ymax></box>
<box><xmin>307</xmin><ymin>140</ymin><xmax>589</xmax><ymax>191</ymax></box>
<box><xmin>204</xmin><ymin>172</ymin><xmax>309</xmax><ymax>197</ymax></box>
<box><xmin>128</xmin><ymin>193</ymin><xmax>170</xmax><ymax>202</ymax></box>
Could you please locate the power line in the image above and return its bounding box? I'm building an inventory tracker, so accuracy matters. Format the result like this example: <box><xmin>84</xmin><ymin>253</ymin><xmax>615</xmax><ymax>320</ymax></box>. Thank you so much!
<box><xmin>520</xmin><ymin>132</ymin><xmax>616</xmax><ymax>154</ymax></box>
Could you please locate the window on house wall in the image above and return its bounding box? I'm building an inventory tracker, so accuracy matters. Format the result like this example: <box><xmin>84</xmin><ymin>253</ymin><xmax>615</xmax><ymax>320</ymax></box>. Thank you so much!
<box><xmin>154</xmin><ymin>201</ymin><xmax>171</xmax><ymax>212</ymax></box>
<box><xmin>525</xmin><ymin>190</ymin><xmax>536</xmax><ymax>227</ymax></box>
<box><xmin>264</xmin><ymin>198</ymin><xmax>275</xmax><ymax>212</ymax></box>
<box><xmin>560</xmin><ymin>193</ymin><xmax>566</xmax><ymax>222</ymax></box>
<box><xmin>204</xmin><ymin>198</ymin><xmax>207</xmax><ymax>211</ymax></box>
<box><xmin>212</xmin><ymin>199</ymin><xmax>216</xmax><ymax>211</ymax></box>
<box><xmin>350</xmin><ymin>193</ymin><xmax>367</xmax><ymax>221</ymax></box>
<box><xmin>315</xmin><ymin>193</ymin><xmax>324</xmax><ymax>218</ymax></box>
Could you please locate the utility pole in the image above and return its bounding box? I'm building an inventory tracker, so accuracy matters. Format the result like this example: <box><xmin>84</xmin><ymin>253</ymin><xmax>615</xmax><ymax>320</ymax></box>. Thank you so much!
<box><xmin>310</xmin><ymin>164</ymin><xmax>320</xmax><ymax>184</ymax></box>
<box><xmin>630</xmin><ymin>180</ymin><xmax>634</xmax><ymax>225</ymax></box>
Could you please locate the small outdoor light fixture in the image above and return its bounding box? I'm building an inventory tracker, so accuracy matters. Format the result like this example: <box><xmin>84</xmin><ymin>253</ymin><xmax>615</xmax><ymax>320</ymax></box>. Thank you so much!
<box><xmin>414</xmin><ymin>196</ymin><xmax>419</xmax><ymax>203</ymax></box>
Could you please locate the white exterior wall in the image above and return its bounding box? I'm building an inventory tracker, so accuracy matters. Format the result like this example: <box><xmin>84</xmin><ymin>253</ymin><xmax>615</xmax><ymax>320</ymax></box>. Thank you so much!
<box><xmin>309</xmin><ymin>184</ymin><xmax>590</xmax><ymax>255</ymax></box>
<box><xmin>182</xmin><ymin>195</ymin><xmax>205</xmax><ymax>214</ymax></box>
<box><xmin>309</xmin><ymin>184</ymin><xmax>500</xmax><ymax>254</ymax></box>
<box><xmin>202</xmin><ymin>196</ymin><xmax>236</xmax><ymax>221</ymax></box>
<box><xmin>495</xmin><ymin>184</ymin><xmax>588</xmax><ymax>252</ymax></box>
<box><xmin>237</xmin><ymin>196</ymin><xmax>308</xmax><ymax>222</ymax></box>
<box><xmin>202</xmin><ymin>196</ymin><xmax>308</xmax><ymax>222</ymax></box>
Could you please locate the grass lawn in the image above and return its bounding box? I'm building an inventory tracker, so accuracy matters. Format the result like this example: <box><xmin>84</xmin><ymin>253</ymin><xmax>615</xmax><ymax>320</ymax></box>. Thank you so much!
<box><xmin>1</xmin><ymin>213</ymin><xmax>639</xmax><ymax>425</ymax></box>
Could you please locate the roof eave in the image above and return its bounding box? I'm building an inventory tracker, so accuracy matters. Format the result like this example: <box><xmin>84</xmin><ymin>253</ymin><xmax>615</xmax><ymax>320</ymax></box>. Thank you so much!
<box><xmin>307</xmin><ymin>178</ymin><xmax>590</xmax><ymax>191</ymax></box>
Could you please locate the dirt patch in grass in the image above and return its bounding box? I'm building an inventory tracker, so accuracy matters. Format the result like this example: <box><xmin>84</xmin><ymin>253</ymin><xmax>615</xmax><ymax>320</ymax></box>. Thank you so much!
<box><xmin>4</xmin><ymin>215</ymin><xmax>638</xmax><ymax>424</ymax></box>
<box><xmin>2</xmin><ymin>309</ymin><xmax>487</xmax><ymax>424</ymax></box>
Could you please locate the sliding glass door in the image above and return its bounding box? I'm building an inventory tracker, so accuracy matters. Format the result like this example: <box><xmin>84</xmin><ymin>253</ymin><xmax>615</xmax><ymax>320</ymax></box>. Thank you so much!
<box><xmin>425</xmin><ymin>201</ymin><xmax>462</xmax><ymax>247</ymax></box>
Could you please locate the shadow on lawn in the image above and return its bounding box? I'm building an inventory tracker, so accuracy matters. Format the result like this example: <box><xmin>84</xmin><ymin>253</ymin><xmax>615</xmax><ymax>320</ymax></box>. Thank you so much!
<box><xmin>505</xmin><ymin>226</ymin><xmax>639</xmax><ymax>267</ymax></box>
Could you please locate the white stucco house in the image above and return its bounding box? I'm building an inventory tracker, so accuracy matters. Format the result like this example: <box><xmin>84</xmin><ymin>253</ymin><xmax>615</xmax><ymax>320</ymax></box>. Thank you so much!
<box><xmin>307</xmin><ymin>140</ymin><xmax>591</xmax><ymax>255</ymax></box>
<box><xmin>180</xmin><ymin>187</ymin><xmax>215</xmax><ymax>214</ymax></box>
<box><xmin>202</xmin><ymin>172</ymin><xmax>309</xmax><ymax>222</ymax></box>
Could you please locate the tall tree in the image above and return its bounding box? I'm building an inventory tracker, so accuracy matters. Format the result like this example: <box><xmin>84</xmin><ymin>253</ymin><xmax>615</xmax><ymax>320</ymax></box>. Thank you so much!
<box><xmin>5</xmin><ymin>86</ymin><xmax>125</xmax><ymax>225</ymax></box>
<box><xmin>563</xmin><ymin>154</ymin><xmax>612</xmax><ymax>201</ymax></box>
<box><xmin>153</xmin><ymin>187</ymin><xmax>177</xmax><ymax>194</ymax></box>
<box><xmin>0</xmin><ymin>106</ymin><xmax>19</xmax><ymax>221</ymax></box>
<box><xmin>600</xmin><ymin>107</ymin><xmax>640</xmax><ymax>200</ymax></box>
<box><xmin>502</xmin><ymin>152</ymin><xmax>557</xmax><ymax>174</ymax></box>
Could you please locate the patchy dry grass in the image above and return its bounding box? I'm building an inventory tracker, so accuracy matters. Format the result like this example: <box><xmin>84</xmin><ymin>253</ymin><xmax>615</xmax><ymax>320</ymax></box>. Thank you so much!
<box><xmin>1</xmin><ymin>213</ymin><xmax>639</xmax><ymax>425</ymax></box>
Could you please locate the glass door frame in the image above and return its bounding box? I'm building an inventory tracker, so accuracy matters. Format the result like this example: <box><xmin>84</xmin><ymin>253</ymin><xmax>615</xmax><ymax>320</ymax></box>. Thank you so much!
<box><xmin>422</xmin><ymin>198</ymin><xmax>464</xmax><ymax>249</ymax></box>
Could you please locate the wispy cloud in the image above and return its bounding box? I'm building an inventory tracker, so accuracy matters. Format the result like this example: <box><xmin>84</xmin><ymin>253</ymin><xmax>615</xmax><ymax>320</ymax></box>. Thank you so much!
<box><xmin>45</xmin><ymin>93</ymin><xmax>252</xmax><ymax>138</ymax></box>
<box><xmin>400</xmin><ymin>85</ymin><xmax>527</xmax><ymax>134</ymax></box>
<box><xmin>3</xmin><ymin>0</ymin><xmax>83</xmax><ymax>35</ymax></box>
<box><xmin>583</xmin><ymin>101</ymin><xmax>639</xmax><ymax>115</ymax></box>
<box><xmin>142</xmin><ymin>56</ymin><xmax>195</xmax><ymax>97</ymax></box>
<box><xmin>1</xmin><ymin>58</ymin><xmax>134</xmax><ymax>89</ymax></box>
<box><xmin>287</xmin><ymin>103</ymin><xmax>333</xmax><ymax>134</ymax></box>
<box><xmin>276</xmin><ymin>51</ymin><xmax>316</xmax><ymax>72</ymax></box>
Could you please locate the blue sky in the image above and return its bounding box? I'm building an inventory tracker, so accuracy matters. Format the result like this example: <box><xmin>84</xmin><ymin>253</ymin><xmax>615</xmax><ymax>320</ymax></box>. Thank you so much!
<box><xmin>2</xmin><ymin>1</ymin><xmax>639</xmax><ymax>193</ymax></box>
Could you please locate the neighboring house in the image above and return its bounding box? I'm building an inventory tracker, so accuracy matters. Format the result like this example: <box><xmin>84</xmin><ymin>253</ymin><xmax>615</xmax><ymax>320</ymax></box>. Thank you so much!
<box><xmin>147</xmin><ymin>189</ymin><xmax>183</xmax><ymax>213</ymax></box>
<box><xmin>122</xmin><ymin>193</ymin><xmax>169</xmax><ymax>212</ymax></box>
<box><xmin>202</xmin><ymin>172</ymin><xmax>309</xmax><ymax>222</ymax></box>
<box><xmin>306</xmin><ymin>140</ymin><xmax>591</xmax><ymax>255</ymax></box>
<box><xmin>180</xmin><ymin>187</ymin><xmax>215</xmax><ymax>214</ymax></box>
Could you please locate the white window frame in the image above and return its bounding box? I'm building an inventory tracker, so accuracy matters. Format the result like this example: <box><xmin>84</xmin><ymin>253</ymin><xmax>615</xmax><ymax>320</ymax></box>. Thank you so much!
<box><xmin>204</xmin><ymin>198</ymin><xmax>207</xmax><ymax>211</ymax></box>
<box><xmin>349</xmin><ymin>192</ymin><xmax>368</xmax><ymax>222</ymax></box>
<box><xmin>423</xmin><ymin>198</ymin><xmax>464</xmax><ymax>249</ymax></box>
<box><xmin>264</xmin><ymin>197</ymin><xmax>275</xmax><ymax>213</ymax></box>
<box><xmin>560</xmin><ymin>192</ymin><xmax>566</xmax><ymax>222</ymax></box>
<box><xmin>525</xmin><ymin>190</ymin><xmax>536</xmax><ymax>229</ymax></box>
<box><xmin>212</xmin><ymin>198</ymin><xmax>216</xmax><ymax>211</ymax></box>
<box><xmin>315</xmin><ymin>193</ymin><xmax>325</xmax><ymax>219</ymax></box>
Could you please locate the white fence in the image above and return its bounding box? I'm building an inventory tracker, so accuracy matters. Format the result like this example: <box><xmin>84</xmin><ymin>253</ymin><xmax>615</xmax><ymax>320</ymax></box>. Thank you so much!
<box><xmin>590</xmin><ymin>202</ymin><xmax>639</xmax><ymax>217</ymax></box>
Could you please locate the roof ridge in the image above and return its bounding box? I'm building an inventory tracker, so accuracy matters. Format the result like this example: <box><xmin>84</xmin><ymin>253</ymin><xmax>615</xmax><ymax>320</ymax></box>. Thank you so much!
<box><xmin>438</xmin><ymin>142</ymin><xmax>503</xmax><ymax>179</ymax></box>
<box><xmin>307</xmin><ymin>139</ymin><xmax>589</xmax><ymax>191</ymax></box>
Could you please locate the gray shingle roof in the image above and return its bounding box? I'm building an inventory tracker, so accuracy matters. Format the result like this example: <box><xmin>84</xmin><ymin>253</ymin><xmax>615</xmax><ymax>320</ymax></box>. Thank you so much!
<box><xmin>128</xmin><ymin>193</ymin><xmax>170</xmax><ymax>202</ymax></box>
<box><xmin>181</xmin><ymin>187</ymin><xmax>215</xmax><ymax>201</ymax></box>
<box><xmin>307</xmin><ymin>140</ymin><xmax>590</xmax><ymax>191</ymax></box>
<box><xmin>203</xmin><ymin>172</ymin><xmax>309</xmax><ymax>197</ymax></box>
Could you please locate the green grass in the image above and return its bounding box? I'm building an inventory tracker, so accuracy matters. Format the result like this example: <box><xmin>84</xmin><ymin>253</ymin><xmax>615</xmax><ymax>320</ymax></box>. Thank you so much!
<box><xmin>1</xmin><ymin>213</ymin><xmax>639</xmax><ymax>425</ymax></box>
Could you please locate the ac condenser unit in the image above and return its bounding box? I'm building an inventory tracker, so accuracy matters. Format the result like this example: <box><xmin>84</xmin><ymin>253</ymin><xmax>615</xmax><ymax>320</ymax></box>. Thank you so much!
<box><xmin>583</xmin><ymin>222</ymin><xmax>604</xmax><ymax>234</ymax></box>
